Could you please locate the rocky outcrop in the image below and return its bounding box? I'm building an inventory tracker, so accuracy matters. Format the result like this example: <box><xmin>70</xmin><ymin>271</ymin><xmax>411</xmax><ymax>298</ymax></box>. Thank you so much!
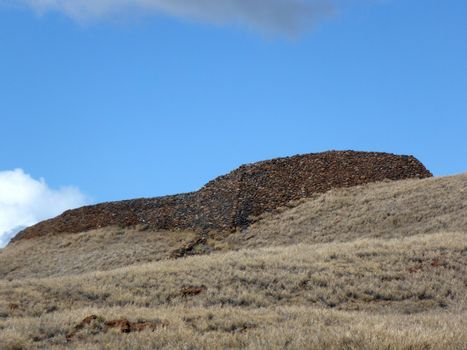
<box><xmin>11</xmin><ymin>151</ymin><xmax>432</xmax><ymax>242</ymax></box>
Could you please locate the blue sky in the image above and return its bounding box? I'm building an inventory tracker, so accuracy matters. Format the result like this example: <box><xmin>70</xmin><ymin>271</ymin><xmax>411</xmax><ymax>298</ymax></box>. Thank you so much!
<box><xmin>0</xmin><ymin>0</ymin><xmax>466</xmax><ymax>244</ymax></box>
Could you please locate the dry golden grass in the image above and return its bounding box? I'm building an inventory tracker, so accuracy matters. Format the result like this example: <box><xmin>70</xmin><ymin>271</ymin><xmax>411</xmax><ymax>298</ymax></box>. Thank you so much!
<box><xmin>1</xmin><ymin>173</ymin><xmax>465</xmax><ymax>280</ymax></box>
<box><xmin>1</xmin><ymin>232</ymin><xmax>466</xmax><ymax>315</ymax></box>
<box><xmin>1</xmin><ymin>305</ymin><xmax>465</xmax><ymax>350</ymax></box>
<box><xmin>228</xmin><ymin>173</ymin><xmax>467</xmax><ymax>248</ymax></box>
<box><xmin>0</xmin><ymin>232</ymin><xmax>466</xmax><ymax>349</ymax></box>
<box><xmin>0</xmin><ymin>174</ymin><xmax>466</xmax><ymax>349</ymax></box>
<box><xmin>0</xmin><ymin>228</ymin><xmax>199</xmax><ymax>280</ymax></box>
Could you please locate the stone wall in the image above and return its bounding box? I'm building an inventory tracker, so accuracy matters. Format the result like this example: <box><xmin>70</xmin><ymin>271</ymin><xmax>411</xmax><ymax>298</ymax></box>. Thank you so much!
<box><xmin>11</xmin><ymin>151</ymin><xmax>432</xmax><ymax>242</ymax></box>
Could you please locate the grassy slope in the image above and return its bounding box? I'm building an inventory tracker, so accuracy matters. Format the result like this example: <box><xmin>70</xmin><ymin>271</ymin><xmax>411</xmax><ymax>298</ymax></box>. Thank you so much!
<box><xmin>228</xmin><ymin>173</ymin><xmax>467</xmax><ymax>248</ymax></box>
<box><xmin>0</xmin><ymin>229</ymin><xmax>199</xmax><ymax>280</ymax></box>
<box><xmin>0</xmin><ymin>232</ymin><xmax>466</xmax><ymax>349</ymax></box>
<box><xmin>1</xmin><ymin>173</ymin><xmax>465</xmax><ymax>280</ymax></box>
<box><xmin>0</xmin><ymin>173</ymin><xmax>466</xmax><ymax>349</ymax></box>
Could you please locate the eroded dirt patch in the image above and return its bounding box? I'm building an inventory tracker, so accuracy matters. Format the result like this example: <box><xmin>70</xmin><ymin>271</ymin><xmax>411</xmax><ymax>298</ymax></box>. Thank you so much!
<box><xmin>66</xmin><ymin>315</ymin><xmax>168</xmax><ymax>341</ymax></box>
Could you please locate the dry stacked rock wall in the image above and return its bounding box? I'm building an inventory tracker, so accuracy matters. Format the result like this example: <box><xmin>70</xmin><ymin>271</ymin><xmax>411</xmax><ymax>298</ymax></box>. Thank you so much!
<box><xmin>12</xmin><ymin>151</ymin><xmax>432</xmax><ymax>242</ymax></box>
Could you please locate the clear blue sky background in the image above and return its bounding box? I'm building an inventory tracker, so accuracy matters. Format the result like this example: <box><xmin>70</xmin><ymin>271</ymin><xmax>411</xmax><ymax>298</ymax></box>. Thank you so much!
<box><xmin>1</xmin><ymin>0</ymin><xmax>466</xmax><ymax>203</ymax></box>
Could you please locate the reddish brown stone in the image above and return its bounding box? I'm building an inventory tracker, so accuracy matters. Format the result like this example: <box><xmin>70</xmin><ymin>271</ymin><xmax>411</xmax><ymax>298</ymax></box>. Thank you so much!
<box><xmin>11</xmin><ymin>151</ymin><xmax>432</xmax><ymax>242</ymax></box>
<box><xmin>67</xmin><ymin>315</ymin><xmax>167</xmax><ymax>341</ymax></box>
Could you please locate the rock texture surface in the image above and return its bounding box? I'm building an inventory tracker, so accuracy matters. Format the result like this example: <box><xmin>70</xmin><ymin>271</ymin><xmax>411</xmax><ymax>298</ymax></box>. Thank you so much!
<box><xmin>11</xmin><ymin>151</ymin><xmax>432</xmax><ymax>242</ymax></box>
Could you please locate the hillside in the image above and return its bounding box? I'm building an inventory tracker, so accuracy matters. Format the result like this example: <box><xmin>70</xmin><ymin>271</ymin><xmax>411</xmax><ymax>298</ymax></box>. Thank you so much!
<box><xmin>229</xmin><ymin>172</ymin><xmax>467</xmax><ymax>248</ymax></box>
<box><xmin>1</xmin><ymin>158</ymin><xmax>466</xmax><ymax>350</ymax></box>
<box><xmin>1</xmin><ymin>173</ymin><xmax>464</xmax><ymax>280</ymax></box>
<box><xmin>0</xmin><ymin>233</ymin><xmax>465</xmax><ymax>349</ymax></box>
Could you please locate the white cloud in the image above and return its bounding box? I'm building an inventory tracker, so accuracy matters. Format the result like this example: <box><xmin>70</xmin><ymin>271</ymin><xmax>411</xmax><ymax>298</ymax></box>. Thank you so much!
<box><xmin>0</xmin><ymin>169</ymin><xmax>87</xmax><ymax>247</ymax></box>
<box><xmin>5</xmin><ymin>0</ymin><xmax>335</xmax><ymax>35</ymax></box>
